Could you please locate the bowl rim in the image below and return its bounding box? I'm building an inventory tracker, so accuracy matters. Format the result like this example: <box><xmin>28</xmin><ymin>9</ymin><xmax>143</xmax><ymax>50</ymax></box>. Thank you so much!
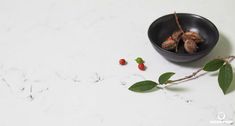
<box><xmin>148</xmin><ymin>13</ymin><xmax>219</xmax><ymax>56</ymax></box>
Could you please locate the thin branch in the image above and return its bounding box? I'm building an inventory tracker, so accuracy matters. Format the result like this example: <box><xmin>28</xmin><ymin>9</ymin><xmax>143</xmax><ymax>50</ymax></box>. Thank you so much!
<box><xmin>165</xmin><ymin>73</ymin><xmax>207</xmax><ymax>87</ymax></box>
<box><xmin>175</xmin><ymin>38</ymin><xmax>179</xmax><ymax>52</ymax></box>
<box><xmin>224</xmin><ymin>56</ymin><xmax>235</xmax><ymax>63</ymax></box>
<box><xmin>164</xmin><ymin>56</ymin><xmax>235</xmax><ymax>86</ymax></box>
<box><xmin>173</xmin><ymin>12</ymin><xmax>184</xmax><ymax>52</ymax></box>
<box><xmin>174</xmin><ymin>12</ymin><xmax>184</xmax><ymax>33</ymax></box>
<box><xmin>166</xmin><ymin>68</ymin><xmax>203</xmax><ymax>84</ymax></box>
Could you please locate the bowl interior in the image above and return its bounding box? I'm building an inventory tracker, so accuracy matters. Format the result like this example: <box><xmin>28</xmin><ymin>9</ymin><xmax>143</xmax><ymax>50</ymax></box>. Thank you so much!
<box><xmin>148</xmin><ymin>13</ymin><xmax>219</xmax><ymax>55</ymax></box>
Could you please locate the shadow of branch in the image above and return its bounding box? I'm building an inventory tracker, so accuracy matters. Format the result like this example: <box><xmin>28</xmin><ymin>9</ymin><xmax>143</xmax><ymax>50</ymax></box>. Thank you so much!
<box><xmin>165</xmin><ymin>86</ymin><xmax>189</xmax><ymax>92</ymax></box>
<box><xmin>137</xmin><ymin>86</ymin><xmax>161</xmax><ymax>93</ymax></box>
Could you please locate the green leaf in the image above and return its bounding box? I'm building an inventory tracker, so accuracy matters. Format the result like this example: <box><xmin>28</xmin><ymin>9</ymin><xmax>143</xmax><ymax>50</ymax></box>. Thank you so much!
<box><xmin>128</xmin><ymin>80</ymin><xmax>158</xmax><ymax>92</ymax></box>
<box><xmin>218</xmin><ymin>63</ymin><xmax>233</xmax><ymax>94</ymax></box>
<box><xmin>203</xmin><ymin>59</ymin><xmax>225</xmax><ymax>72</ymax></box>
<box><xmin>135</xmin><ymin>57</ymin><xmax>144</xmax><ymax>64</ymax></box>
<box><xmin>158</xmin><ymin>72</ymin><xmax>175</xmax><ymax>84</ymax></box>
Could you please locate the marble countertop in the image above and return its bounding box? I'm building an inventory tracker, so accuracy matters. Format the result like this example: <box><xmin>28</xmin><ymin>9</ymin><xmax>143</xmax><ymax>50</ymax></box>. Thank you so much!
<box><xmin>0</xmin><ymin>0</ymin><xmax>235</xmax><ymax>126</ymax></box>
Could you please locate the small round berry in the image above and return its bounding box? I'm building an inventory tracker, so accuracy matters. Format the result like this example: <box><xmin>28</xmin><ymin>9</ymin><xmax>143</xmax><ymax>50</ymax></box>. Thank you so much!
<box><xmin>138</xmin><ymin>63</ymin><xmax>145</xmax><ymax>71</ymax></box>
<box><xmin>119</xmin><ymin>59</ymin><xmax>126</xmax><ymax>65</ymax></box>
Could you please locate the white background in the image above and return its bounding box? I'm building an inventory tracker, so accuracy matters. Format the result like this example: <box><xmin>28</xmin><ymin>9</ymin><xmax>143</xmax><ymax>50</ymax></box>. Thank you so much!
<box><xmin>0</xmin><ymin>0</ymin><xmax>235</xmax><ymax>126</ymax></box>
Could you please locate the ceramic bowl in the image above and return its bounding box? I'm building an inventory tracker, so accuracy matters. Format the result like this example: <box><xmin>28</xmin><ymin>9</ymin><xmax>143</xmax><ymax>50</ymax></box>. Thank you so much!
<box><xmin>148</xmin><ymin>13</ymin><xmax>219</xmax><ymax>62</ymax></box>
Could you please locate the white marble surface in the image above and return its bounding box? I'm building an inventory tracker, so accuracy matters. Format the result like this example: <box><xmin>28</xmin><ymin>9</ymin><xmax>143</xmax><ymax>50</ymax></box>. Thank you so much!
<box><xmin>0</xmin><ymin>0</ymin><xmax>235</xmax><ymax>126</ymax></box>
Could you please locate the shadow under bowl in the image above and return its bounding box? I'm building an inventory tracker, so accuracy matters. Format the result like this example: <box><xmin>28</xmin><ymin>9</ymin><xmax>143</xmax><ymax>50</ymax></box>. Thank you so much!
<box><xmin>148</xmin><ymin>13</ymin><xmax>219</xmax><ymax>62</ymax></box>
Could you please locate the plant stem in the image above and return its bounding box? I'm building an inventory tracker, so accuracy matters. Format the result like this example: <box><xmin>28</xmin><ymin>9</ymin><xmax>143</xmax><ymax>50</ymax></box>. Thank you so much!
<box><xmin>174</xmin><ymin>12</ymin><xmax>184</xmax><ymax>33</ymax></box>
<box><xmin>166</xmin><ymin>68</ymin><xmax>203</xmax><ymax>84</ymax></box>
<box><xmin>174</xmin><ymin>12</ymin><xmax>184</xmax><ymax>52</ymax></box>
<box><xmin>223</xmin><ymin>56</ymin><xmax>235</xmax><ymax>63</ymax></box>
<box><xmin>165</xmin><ymin>56</ymin><xmax>235</xmax><ymax>85</ymax></box>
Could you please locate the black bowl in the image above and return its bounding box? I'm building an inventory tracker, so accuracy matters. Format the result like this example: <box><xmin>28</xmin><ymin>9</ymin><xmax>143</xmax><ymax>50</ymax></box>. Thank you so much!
<box><xmin>148</xmin><ymin>13</ymin><xmax>219</xmax><ymax>62</ymax></box>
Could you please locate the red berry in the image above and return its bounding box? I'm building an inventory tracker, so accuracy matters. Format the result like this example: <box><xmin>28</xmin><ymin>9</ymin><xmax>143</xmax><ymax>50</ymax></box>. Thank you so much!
<box><xmin>138</xmin><ymin>63</ymin><xmax>145</xmax><ymax>71</ymax></box>
<box><xmin>119</xmin><ymin>59</ymin><xmax>126</xmax><ymax>65</ymax></box>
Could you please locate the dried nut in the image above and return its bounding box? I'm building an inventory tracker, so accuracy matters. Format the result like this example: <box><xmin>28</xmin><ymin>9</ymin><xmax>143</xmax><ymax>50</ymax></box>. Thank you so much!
<box><xmin>161</xmin><ymin>39</ymin><xmax>176</xmax><ymax>50</ymax></box>
<box><xmin>182</xmin><ymin>31</ymin><xmax>203</xmax><ymax>44</ymax></box>
<box><xmin>184</xmin><ymin>39</ymin><xmax>198</xmax><ymax>54</ymax></box>
<box><xmin>171</xmin><ymin>30</ymin><xmax>183</xmax><ymax>42</ymax></box>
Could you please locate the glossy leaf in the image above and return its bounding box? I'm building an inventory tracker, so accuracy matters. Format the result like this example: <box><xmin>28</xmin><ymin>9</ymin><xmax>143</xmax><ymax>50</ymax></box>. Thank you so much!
<box><xmin>203</xmin><ymin>59</ymin><xmax>225</xmax><ymax>72</ymax></box>
<box><xmin>158</xmin><ymin>72</ymin><xmax>175</xmax><ymax>84</ymax></box>
<box><xmin>218</xmin><ymin>63</ymin><xmax>233</xmax><ymax>94</ymax></box>
<box><xmin>129</xmin><ymin>80</ymin><xmax>158</xmax><ymax>92</ymax></box>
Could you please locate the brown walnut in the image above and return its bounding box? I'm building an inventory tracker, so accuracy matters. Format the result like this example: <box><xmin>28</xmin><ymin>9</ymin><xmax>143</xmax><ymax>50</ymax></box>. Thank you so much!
<box><xmin>182</xmin><ymin>31</ymin><xmax>203</xmax><ymax>44</ymax></box>
<box><xmin>184</xmin><ymin>39</ymin><xmax>198</xmax><ymax>54</ymax></box>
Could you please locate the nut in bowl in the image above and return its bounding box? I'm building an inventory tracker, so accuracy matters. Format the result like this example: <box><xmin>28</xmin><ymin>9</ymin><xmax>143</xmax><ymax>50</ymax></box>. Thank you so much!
<box><xmin>148</xmin><ymin>13</ymin><xmax>219</xmax><ymax>62</ymax></box>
